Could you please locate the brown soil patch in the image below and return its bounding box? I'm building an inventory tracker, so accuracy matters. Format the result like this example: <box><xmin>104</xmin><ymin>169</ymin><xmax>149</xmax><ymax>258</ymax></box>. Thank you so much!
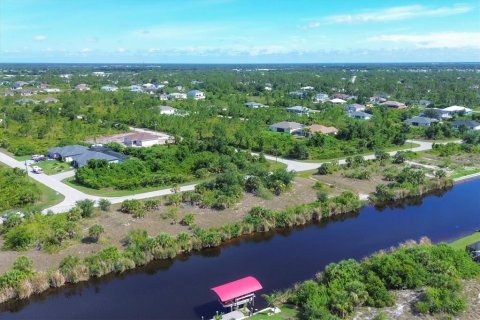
<box><xmin>0</xmin><ymin>177</ymin><xmax>317</xmax><ymax>273</ymax></box>
<box><xmin>313</xmin><ymin>172</ymin><xmax>386</xmax><ymax>195</ymax></box>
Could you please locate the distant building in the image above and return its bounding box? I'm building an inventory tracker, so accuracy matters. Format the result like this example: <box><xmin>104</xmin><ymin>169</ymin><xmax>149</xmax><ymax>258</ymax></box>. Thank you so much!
<box><xmin>92</xmin><ymin>71</ymin><xmax>106</xmax><ymax>77</ymax></box>
<box><xmin>404</xmin><ymin>116</ymin><xmax>438</xmax><ymax>127</ymax></box>
<box><xmin>451</xmin><ymin>119</ymin><xmax>480</xmax><ymax>131</ymax></box>
<box><xmin>101</xmin><ymin>85</ymin><xmax>118</xmax><ymax>92</ymax></box>
<box><xmin>44</xmin><ymin>88</ymin><xmax>61</xmax><ymax>93</ymax></box>
<box><xmin>348</xmin><ymin>111</ymin><xmax>372</xmax><ymax>120</ymax></box>
<box><xmin>301</xmin><ymin>86</ymin><xmax>315</xmax><ymax>90</ymax></box>
<box><xmin>129</xmin><ymin>85</ymin><xmax>143</xmax><ymax>92</ymax></box>
<box><xmin>419</xmin><ymin>99</ymin><xmax>432</xmax><ymax>107</ymax></box>
<box><xmin>345</xmin><ymin>103</ymin><xmax>366</xmax><ymax>113</ymax></box>
<box><xmin>15</xmin><ymin>98</ymin><xmax>38</xmax><ymax>105</ymax></box>
<box><xmin>269</xmin><ymin>121</ymin><xmax>304</xmax><ymax>134</ymax></box>
<box><xmin>159</xmin><ymin>105</ymin><xmax>177</xmax><ymax>115</ymax></box>
<box><xmin>313</xmin><ymin>93</ymin><xmax>329</xmax><ymax>103</ymax></box>
<box><xmin>286</xmin><ymin>106</ymin><xmax>311</xmax><ymax>114</ymax></box>
<box><xmin>442</xmin><ymin>106</ymin><xmax>473</xmax><ymax>115</ymax></box>
<box><xmin>329</xmin><ymin>98</ymin><xmax>346</xmax><ymax>105</ymax></box>
<box><xmin>168</xmin><ymin>92</ymin><xmax>187</xmax><ymax>100</ymax></box>
<box><xmin>158</xmin><ymin>93</ymin><xmax>169</xmax><ymax>101</ymax></box>
<box><xmin>244</xmin><ymin>102</ymin><xmax>266</xmax><ymax>108</ymax></box>
<box><xmin>123</xmin><ymin>132</ymin><xmax>161</xmax><ymax>147</ymax></box>
<box><xmin>381</xmin><ymin>101</ymin><xmax>406</xmax><ymax>108</ymax></box>
<box><xmin>74</xmin><ymin>83</ymin><xmax>90</xmax><ymax>91</ymax></box>
<box><xmin>289</xmin><ymin>91</ymin><xmax>306</xmax><ymax>99</ymax></box>
<box><xmin>41</xmin><ymin>97</ymin><xmax>59</xmax><ymax>103</ymax></box>
<box><xmin>187</xmin><ymin>90</ymin><xmax>205</xmax><ymax>100</ymax></box>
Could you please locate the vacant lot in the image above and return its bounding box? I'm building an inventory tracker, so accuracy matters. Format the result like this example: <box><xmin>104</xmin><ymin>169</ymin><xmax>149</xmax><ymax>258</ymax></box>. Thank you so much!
<box><xmin>0</xmin><ymin>177</ymin><xmax>317</xmax><ymax>273</ymax></box>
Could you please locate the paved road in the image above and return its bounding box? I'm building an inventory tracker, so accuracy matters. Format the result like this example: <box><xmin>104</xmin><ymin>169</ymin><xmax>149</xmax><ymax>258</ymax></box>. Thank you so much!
<box><xmin>0</xmin><ymin>139</ymin><xmax>454</xmax><ymax>214</ymax></box>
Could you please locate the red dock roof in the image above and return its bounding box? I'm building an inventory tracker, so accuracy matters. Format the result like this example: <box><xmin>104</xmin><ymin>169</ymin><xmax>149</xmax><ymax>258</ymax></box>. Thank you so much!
<box><xmin>211</xmin><ymin>276</ymin><xmax>262</xmax><ymax>303</ymax></box>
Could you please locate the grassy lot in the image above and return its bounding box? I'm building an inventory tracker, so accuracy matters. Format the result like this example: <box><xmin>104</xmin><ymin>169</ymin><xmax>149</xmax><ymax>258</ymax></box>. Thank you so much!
<box><xmin>298</xmin><ymin>142</ymin><xmax>420</xmax><ymax>163</ymax></box>
<box><xmin>449</xmin><ymin>232</ymin><xmax>480</xmax><ymax>250</ymax></box>
<box><xmin>0</xmin><ymin>148</ymin><xmax>31</xmax><ymax>161</ymax></box>
<box><xmin>35</xmin><ymin>160</ymin><xmax>72</xmax><ymax>175</ymax></box>
<box><xmin>451</xmin><ymin>167</ymin><xmax>480</xmax><ymax>179</ymax></box>
<box><xmin>250</xmin><ymin>306</ymin><xmax>299</xmax><ymax>320</ymax></box>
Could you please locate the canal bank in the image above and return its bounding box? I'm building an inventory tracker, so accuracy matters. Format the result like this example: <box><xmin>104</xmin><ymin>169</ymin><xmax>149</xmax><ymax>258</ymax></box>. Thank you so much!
<box><xmin>1</xmin><ymin>179</ymin><xmax>479</xmax><ymax>319</ymax></box>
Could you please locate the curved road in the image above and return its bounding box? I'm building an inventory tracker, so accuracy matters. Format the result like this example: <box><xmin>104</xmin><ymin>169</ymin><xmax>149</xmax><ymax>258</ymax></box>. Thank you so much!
<box><xmin>0</xmin><ymin>140</ymin><xmax>451</xmax><ymax>214</ymax></box>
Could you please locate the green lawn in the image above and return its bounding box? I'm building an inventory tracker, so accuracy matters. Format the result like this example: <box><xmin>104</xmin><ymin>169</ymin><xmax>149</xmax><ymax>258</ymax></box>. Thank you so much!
<box><xmin>250</xmin><ymin>306</ymin><xmax>299</xmax><ymax>320</ymax></box>
<box><xmin>449</xmin><ymin>232</ymin><xmax>480</xmax><ymax>250</ymax></box>
<box><xmin>451</xmin><ymin>167</ymin><xmax>480</xmax><ymax>179</ymax></box>
<box><xmin>35</xmin><ymin>160</ymin><xmax>72</xmax><ymax>175</ymax></box>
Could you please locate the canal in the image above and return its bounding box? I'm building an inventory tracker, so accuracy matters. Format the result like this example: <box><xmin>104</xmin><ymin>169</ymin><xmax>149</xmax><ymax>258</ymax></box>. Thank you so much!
<box><xmin>1</xmin><ymin>179</ymin><xmax>479</xmax><ymax>319</ymax></box>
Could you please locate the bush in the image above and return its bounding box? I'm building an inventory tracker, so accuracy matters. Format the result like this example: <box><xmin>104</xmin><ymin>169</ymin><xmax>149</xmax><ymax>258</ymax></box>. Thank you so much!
<box><xmin>98</xmin><ymin>199</ymin><xmax>111</xmax><ymax>212</ymax></box>
<box><xmin>317</xmin><ymin>162</ymin><xmax>337</xmax><ymax>175</ymax></box>
<box><xmin>415</xmin><ymin>287</ymin><xmax>466</xmax><ymax>315</ymax></box>
<box><xmin>180</xmin><ymin>213</ymin><xmax>195</xmax><ymax>227</ymax></box>
<box><xmin>76</xmin><ymin>199</ymin><xmax>95</xmax><ymax>218</ymax></box>
<box><xmin>88</xmin><ymin>224</ymin><xmax>104</xmax><ymax>242</ymax></box>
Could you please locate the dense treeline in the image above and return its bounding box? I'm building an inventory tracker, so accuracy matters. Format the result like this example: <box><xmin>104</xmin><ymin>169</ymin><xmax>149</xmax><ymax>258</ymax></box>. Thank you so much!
<box><xmin>264</xmin><ymin>241</ymin><xmax>480</xmax><ymax>319</ymax></box>
<box><xmin>0</xmin><ymin>167</ymin><xmax>40</xmax><ymax>211</ymax></box>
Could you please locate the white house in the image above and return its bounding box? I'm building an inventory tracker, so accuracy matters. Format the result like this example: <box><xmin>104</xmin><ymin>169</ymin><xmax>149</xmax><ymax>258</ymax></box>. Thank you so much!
<box><xmin>167</xmin><ymin>92</ymin><xmax>187</xmax><ymax>100</ymax></box>
<box><xmin>129</xmin><ymin>85</ymin><xmax>143</xmax><ymax>93</ymax></box>
<box><xmin>345</xmin><ymin>103</ymin><xmax>366</xmax><ymax>113</ymax></box>
<box><xmin>313</xmin><ymin>93</ymin><xmax>329</xmax><ymax>103</ymax></box>
<box><xmin>159</xmin><ymin>105</ymin><xmax>177</xmax><ymax>115</ymax></box>
<box><xmin>74</xmin><ymin>83</ymin><xmax>90</xmax><ymax>91</ymax></box>
<box><xmin>329</xmin><ymin>98</ymin><xmax>346</xmax><ymax>105</ymax></box>
<box><xmin>43</xmin><ymin>88</ymin><xmax>61</xmax><ymax>93</ymax></box>
<box><xmin>244</xmin><ymin>102</ymin><xmax>266</xmax><ymax>108</ymax></box>
<box><xmin>269</xmin><ymin>121</ymin><xmax>304</xmax><ymax>134</ymax></box>
<box><xmin>301</xmin><ymin>86</ymin><xmax>315</xmax><ymax>90</ymax></box>
<box><xmin>286</xmin><ymin>106</ymin><xmax>311</xmax><ymax>114</ymax></box>
<box><xmin>348</xmin><ymin>111</ymin><xmax>372</xmax><ymax>120</ymax></box>
<box><xmin>101</xmin><ymin>85</ymin><xmax>118</xmax><ymax>92</ymax></box>
<box><xmin>442</xmin><ymin>106</ymin><xmax>473</xmax><ymax>115</ymax></box>
<box><xmin>187</xmin><ymin>90</ymin><xmax>205</xmax><ymax>100</ymax></box>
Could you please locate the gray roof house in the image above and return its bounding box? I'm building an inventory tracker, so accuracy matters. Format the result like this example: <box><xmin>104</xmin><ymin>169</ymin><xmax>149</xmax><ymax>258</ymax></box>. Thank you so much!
<box><xmin>404</xmin><ymin>116</ymin><xmax>438</xmax><ymax>127</ymax></box>
<box><xmin>269</xmin><ymin>121</ymin><xmax>304</xmax><ymax>134</ymax></box>
<box><xmin>452</xmin><ymin>119</ymin><xmax>480</xmax><ymax>131</ymax></box>
<box><xmin>423</xmin><ymin>108</ymin><xmax>451</xmax><ymax>119</ymax></box>
<box><xmin>348</xmin><ymin>111</ymin><xmax>372</xmax><ymax>120</ymax></box>
<box><xmin>47</xmin><ymin>145</ymin><xmax>127</xmax><ymax>168</ymax></box>
<box><xmin>381</xmin><ymin>101</ymin><xmax>406</xmax><ymax>108</ymax></box>
<box><xmin>345</xmin><ymin>103</ymin><xmax>366</xmax><ymax>113</ymax></box>
<box><xmin>244</xmin><ymin>102</ymin><xmax>266</xmax><ymax>108</ymax></box>
<box><xmin>286</xmin><ymin>106</ymin><xmax>311</xmax><ymax>114</ymax></box>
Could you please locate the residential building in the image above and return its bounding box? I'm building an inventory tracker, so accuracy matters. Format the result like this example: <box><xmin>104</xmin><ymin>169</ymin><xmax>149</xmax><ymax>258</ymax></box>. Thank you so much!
<box><xmin>159</xmin><ymin>105</ymin><xmax>177</xmax><ymax>115</ymax></box>
<box><xmin>187</xmin><ymin>90</ymin><xmax>205</xmax><ymax>100</ymax></box>
<box><xmin>101</xmin><ymin>85</ymin><xmax>118</xmax><ymax>92</ymax></box>
<box><xmin>329</xmin><ymin>98</ymin><xmax>346</xmax><ymax>104</ymax></box>
<box><xmin>423</xmin><ymin>108</ymin><xmax>451</xmax><ymax>119</ymax></box>
<box><xmin>15</xmin><ymin>98</ymin><xmax>38</xmax><ymax>105</ymax></box>
<box><xmin>348</xmin><ymin>111</ymin><xmax>372</xmax><ymax>120</ymax></box>
<box><xmin>306</xmin><ymin>124</ymin><xmax>338</xmax><ymax>135</ymax></box>
<box><xmin>301</xmin><ymin>86</ymin><xmax>315</xmax><ymax>90</ymax></box>
<box><xmin>289</xmin><ymin>91</ymin><xmax>306</xmax><ymax>99</ymax></box>
<box><xmin>345</xmin><ymin>103</ymin><xmax>366</xmax><ymax>113</ymax></box>
<box><xmin>42</xmin><ymin>97</ymin><xmax>59</xmax><ymax>103</ymax></box>
<box><xmin>381</xmin><ymin>101</ymin><xmax>406</xmax><ymax>108</ymax></box>
<box><xmin>451</xmin><ymin>119</ymin><xmax>480</xmax><ymax>131</ymax></box>
<box><xmin>244</xmin><ymin>102</ymin><xmax>266</xmax><ymax>108</ymax></box>
<box><xmin>74</xmin><ymin>83</ymin><xmax>90</xmax><ymax>91</ymax></box>
<box><xmin>404</xmin><ymin>116</ymin><xmax>438</xmax><ymax>127</ymax></box>
<box><xmin>370</xmin><ymin>95</ymin><xmax>388</xmax><ymax>104</ymax></box>
<box><xmin>269</xmin><ymin>121</ymin><xmax>304</xmax><ymax>134</ymax></box>
<box><xmin>286</xmin><ymin>106</ymin><xmax>311</xmax><ymax>114</ymax></box>
<box><xmin>313</xmin><ymin>93</ymin><xmax>329</xmax><ymax>103</ymax></box>
<box><xmin>442</xmin><ymin>106</ymin><xmax>473</xmax><ymax>115</ymax></box>
<box><xmin>158</xmin><ymin>93</ymin><xmax>169</xmax><ymax>101</ymax></box>
<box><xmin>123</xmin><ymin>132</ymin><xmax>161</xmax><ymax>147</ymax></box>
<box><xmin>44</xmin><ymin>88</ymin><xmax>61</xmax><ymax>93</ymax></box>
<box><xmin>47</xmin><ymin>145</ymin><xmax>127</xmax><ymax>168</ymax></box>
<box><xmin>129</xmin><ymin>85</ymin><xmax>143</xmax><ymax>92</ymax></box>
<box><xmin>168</xmin><ymin>92</ymin><xmax>187</xmax><ymax>100</ymax></box>
<box><xmin>419</xmin><ymin>99</ymin><xmax>432</xmax><ymax>107</ymax></box>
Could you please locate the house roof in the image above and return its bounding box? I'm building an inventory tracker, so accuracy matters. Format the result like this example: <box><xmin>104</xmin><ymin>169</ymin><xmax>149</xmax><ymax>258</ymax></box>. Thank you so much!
<box><xmin>244</xmin><ymin>102</ymin><xmax>264</xmax><ymax>107</ymax></box>
<box><xmin>188</xmin><ymin>90</ymin><xmax>203</xmax><ymax>95</ymax></box>
<box><xmin>452</xmin><ymin>119</ymin><xmax>480</xmax><ymax>128</ymax></box>
<box><xmin>443</xmin><ymin>106</ymin><xmax>472</xmax><ymax>113</ymax></box>
<box><xmin>349</xmin><ymin>111</ymin><xmax>372</xmax><ymax>118</ymax></box>
<box><xmin>329</xmin><ymin>98</ymin><xmax>346</xmax><ymax>104</ymax></box>
<box><xmin>270</xmin><ymin>121</ymin><xmax>304</xmax><ymax>130</ymax></box>
<box><xmin>211</xmin><ymin>276</ymin><xmax>262</xmax><ymax>303</ymax></box>
<box><xmin>72</xmin><ymin>150</ymin><xmax>119</xmax><ymax>167</ymax></box>
<box><xmin>345</xmin><ymin>103</ymin><xmax>365</xmax><ymax>110</ymax></box>
<box><xmin>48</xmin><ymin>145</ymin><xmax>88</xmax><ymax>158</ymax></box>
<box><xmin>286</xmin><ymin>106</ymin><xmax>310</xmax><ymax>112</ymax></box>
<box><xmin>466</xmin><ymin>241</ymin><xmax>480</xmax><ymax>251</ymax></box>
<box><xmin>159</xmin><ymin>105</ymin><xmax>177</xmax><ymax>112</ymax></box>
<box><xmin>405</xmin><ymin>116</ymin><xmax>438</xmax><ymax>125</ymax></box>
<box><xmin>381</xmin><ymin>101</ymin><xmax>406</xmax><ymax>108</ymax></box>
<box><xmin>307</xmin><ymin>124</ymin><xmax>338</xmax><ymax>134</ymax></box>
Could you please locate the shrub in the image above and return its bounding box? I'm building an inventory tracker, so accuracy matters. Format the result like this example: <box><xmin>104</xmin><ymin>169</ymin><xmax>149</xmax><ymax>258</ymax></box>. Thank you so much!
<box><xmin>180</xmin><ymin>213</ymin><xmax>195</xmax><ymax>227</ymax></box>
<box><xmin>88</xmin><ymin>224</ymin><xmax>104</xmax><ymax>242</ymax></box>
<box><xmin>317</xmin><ymin>162</ymin><xmax>337</xmax><ymax>175</ymax></box>
<box><xmin>76</xmin><ymin>199</ymin><xmax>95</xmax><ymax>218</ymax></box>
<box><xmin>98</xmin><ymin>199</ymin><xmax>111</xmax><ymax>212</ymax></box>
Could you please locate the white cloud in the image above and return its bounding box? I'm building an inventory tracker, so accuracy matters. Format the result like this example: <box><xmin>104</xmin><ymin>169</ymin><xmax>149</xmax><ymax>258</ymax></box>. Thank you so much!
<box><xmin>116</xmin><ymin>48</ymin><xmax>126</xmax><ymax>52</ymax></box>
<box><xmin>81</xmin><ymin>48</ymin><xmax>92</xmax><ymax>52</ymax></box>
<box><xmin>33</xmin><ymin>35</ymin><xmax>47</xmax><ymax>41</ymax></box>
<box><xmin>132</xmin><ymin>24</ymin><xmax>226</xmax><ymax>39</ymax></box>
<box><xmin>368</xmin><ymin>32</ymin><xmax>480</xmax><ymax>48</ymax></box>
<box><xmin>306</xmin><ymin>4</ymin><xmax>472</xmax><ymax>27</ymax></box>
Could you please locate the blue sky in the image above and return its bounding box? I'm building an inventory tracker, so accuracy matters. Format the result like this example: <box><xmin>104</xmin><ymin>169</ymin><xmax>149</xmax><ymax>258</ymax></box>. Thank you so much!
<box><xmin>1</xmin><ymin>0</ymin><xmax>479</xmax><ymax>63</ymax></box>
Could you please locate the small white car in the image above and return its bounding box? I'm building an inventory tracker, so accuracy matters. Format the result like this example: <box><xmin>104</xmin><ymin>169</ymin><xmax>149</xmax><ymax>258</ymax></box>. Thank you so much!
<box><xmin>32</xmin><ymin>166</ymin><xmax>44</xmax><ymax>174</ymax></box>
